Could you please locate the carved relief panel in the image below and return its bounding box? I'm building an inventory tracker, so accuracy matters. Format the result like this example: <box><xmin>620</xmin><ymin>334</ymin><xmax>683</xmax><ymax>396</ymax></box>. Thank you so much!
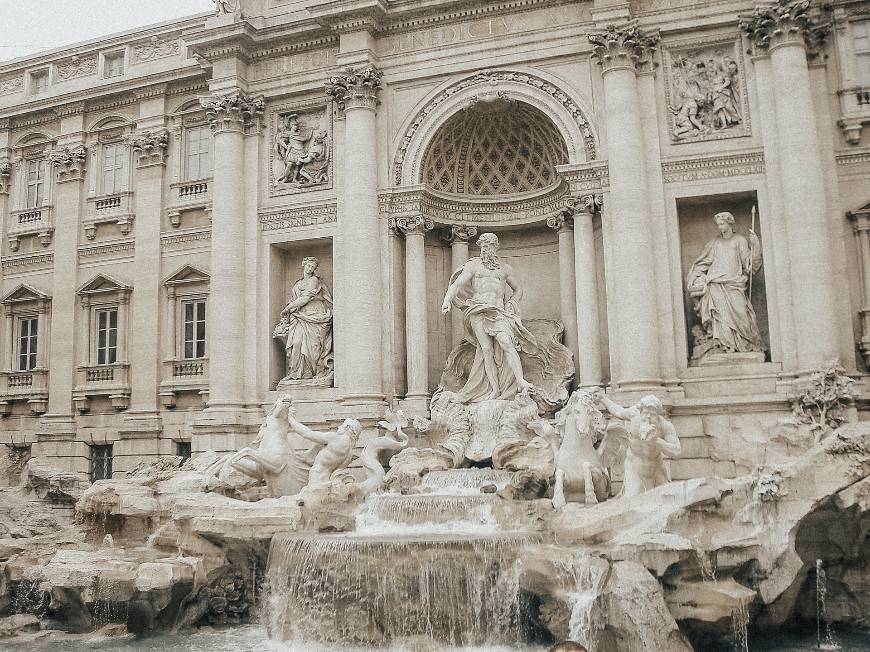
<box><xmin>269</xmin><ymin>101</ymin><xmax>332</xmax><ymax>196</ymax></box>
<box><xmin>662</xmin><ymin>37</ymin><xmax>750</xmax><ymax>144</ymax></box>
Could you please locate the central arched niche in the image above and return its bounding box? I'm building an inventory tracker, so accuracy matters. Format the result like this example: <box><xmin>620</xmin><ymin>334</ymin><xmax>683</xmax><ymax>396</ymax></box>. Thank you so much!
<box><xmin>420</xmin><ymin>99</ymin><xmax>569</xmax><ymax>196</ymax></box>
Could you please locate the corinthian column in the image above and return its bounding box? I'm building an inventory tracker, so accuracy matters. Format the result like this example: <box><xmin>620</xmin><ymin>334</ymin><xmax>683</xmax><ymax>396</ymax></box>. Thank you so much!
<box><xmin>742</xmin><ymin>0</ymin><xmax>839</xmax><ymax>370</ymax></box>
<box><xmin>442</xmin><ymin>225</ymin><xmax>477</xmax><ymax>348</ymax></box>
<box><xmin>326</xmin><ymin>66</ymin><xmax>385</xmax><ymax>404</ymax></box>
<box><xmin>393</xmin><ymin>215</ymin><xmax>434</xmax><ymax>406</ymax></box>
<box><xmin>587</xmin><ymin>25</ymin><xmax>662</xmax><ymax>391</ymax></box>
<box><xmin>547</xmin><ymin>212</ymin><xmax>579</xmax><ymax>376</ymax></box>
<box><xmin>200</xmin><ymin>91</ymin><xmax>263</xmax><ymax>410</ymax></box>
<box><xmin>571</xmin><ymin>194</ymin><xmax>604</xmax><ymax>388</ymax></box>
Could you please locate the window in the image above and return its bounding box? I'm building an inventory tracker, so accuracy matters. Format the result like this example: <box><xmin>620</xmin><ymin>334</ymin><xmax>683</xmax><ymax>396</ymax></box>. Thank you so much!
<box><xmin>26</xmin><ymin>159</ymin><xmax>46</xmax><ymax>209</ymax></box>
<box><xmin>185</xmin><ymin>125</ymin><xmax>212</xmax><ymax>180</ymax></box>
<box><xmin>90</xmin><ymin>445</ymin><xmax>113</xmax><ymax>482</ymax></box>
<box><xmin>17</xmin><ymin>317</ymin><xmax>38</xmax><ymax>371</ymax></box>
<box><xmin>96</xmin><ymin>308</ymin><xmax>118</xmax><ymax>365</ymax></box>
<box><xmin>103</xmin><ymin>52</ymin><xmax>125</xmax><ymax>79</ymax></box>
<box><xmin>101</xmin><ymin>142</ymin><xmax>128</xmax><ymax>195</ymax></box>
<box><xmin>856</xmin><ymin>21</ymin><xmax>870</xmax><ymax>86</ymax></box>
<box><xmin>29</xmin><ymin>70</ymin><xmax>49</xmax><ymax>95</ymax></box>
<box><xmin>182</xmin><ymin>300</ymin><xmax>206</xmax><ymax>359</ymax></box>
<box><xmin>175</xmin><ymin>441</ymin><xmax>192</xmax><ymax>462</ymax></box>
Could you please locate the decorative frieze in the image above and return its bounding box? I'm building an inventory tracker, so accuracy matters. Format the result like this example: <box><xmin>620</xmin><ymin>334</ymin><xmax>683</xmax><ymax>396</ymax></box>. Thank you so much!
<box><xmin>132</xmin><ymin>36</ymin><xmax>180</xmax><ymax>63</ymax></box>
<box><xmin>325</xmin><ymin>66</ymin><xmax>383</xmax><ymax>112</ymax></box>
<box><xmin>56</xmin><ymin>55</ymin><xmax>98</xmax><ymax>82</ymax></box>
<box><xmin>270</xmin><ymin>102</ymin><xmax>332</xmax><ymax>196</ymax></box>
<box><xmin>201</xmin><ymin>91</ymin><xmax>265</xmax><ymax>134</ymax></box>
<box><xmin>78</xmin><ymin>240</ymin><xmax>136</xmax><ymax>263</ymax></box>
<box><xmin>125</xmin><ymin>129</ymin><xmax>170</xmax><ymax>168</ymax></box>
<box><xmin>661</xmin><ymin>151</ymin><xmax>765</xmax><ymax>183</ymax></box>
<box><xmin>0</xmin><ymin>76</ymin><xmax>23</xmax><ymax>96</ymax></box>
<box><xmin>1</xmin><ymin>252</ymin><xmax>53</xmax><ymax>274</ymax></box>
<box><xmin>259</xmin><ymin>204</ymin><xmax>337</xmax><ymax>232</ymax></box>
<box><xmin>47</xmin><ymin>144</ymin><xmax>87</xmax><ymax>183</ymax></box>
<box><xmin>740</xmin><ymin>0</ymin><xmax>829</xmax><ymax>55</ymax></box>
<box><xmin>161</xmin><ymin>228</ymin><xmax>211</xmax><ymax>253</ymax></box>
<box><xmin>587</xmin><ymin>23</ymin><xmax>659</xmax><ymax>73</ymax></box>
<box><xmin>662</xmin><ymin>37</ymin><xmax>750</xmax><ymax>143</ymax></box>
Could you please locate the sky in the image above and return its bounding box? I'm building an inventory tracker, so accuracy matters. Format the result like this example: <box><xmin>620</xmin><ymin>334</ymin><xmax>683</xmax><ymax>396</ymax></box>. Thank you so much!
<box><xmin>1</xmin><ymin>1</ymin><xmax>215</xmax><ymax>63</ymax></box>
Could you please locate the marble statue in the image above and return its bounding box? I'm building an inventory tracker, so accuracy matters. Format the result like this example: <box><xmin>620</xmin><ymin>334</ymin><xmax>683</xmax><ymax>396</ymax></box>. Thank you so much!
<box><xmin>686</xmin><ymin>211</ymin><xmax>763</xmax><ymax>362</ymax></box>
<box><xmin>441</xmin><ymin>232</ymin><xmax>539</xmax><ymax>401</ymax></box>
<box><xmin>529</xmin><ymin>389</ymin><xmax>610</xmax><ymax>507</ymax></box>
<box><xmin>274</xmin><ymin>114</ymin><xmax>330</xmax><ymax>187</ymax></box>
<box><xmin>286</xmin><ymin>412</ymin><xmax>361</xmax><ymax>489</ymax></box>
<box><xmin>596</xmin><ymin>392</ymin><xmax>682</xmax><ymax>499</ymax></box>
<box><xmin>273</xmin><ymin>256</ymin><xmax>334</xmax><ymax>385</ymax></box>
<box><xmin>213</xmin><ymin>0</ymin><xmax>241</xmax><ymax>16</ymax></box>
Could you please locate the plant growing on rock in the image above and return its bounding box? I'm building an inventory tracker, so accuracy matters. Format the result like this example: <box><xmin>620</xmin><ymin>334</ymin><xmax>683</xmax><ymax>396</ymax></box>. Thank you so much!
<box><xmin>788</xmin><ymin>360</ymin><xmax>856</xmax><ymax>444</ymax></box>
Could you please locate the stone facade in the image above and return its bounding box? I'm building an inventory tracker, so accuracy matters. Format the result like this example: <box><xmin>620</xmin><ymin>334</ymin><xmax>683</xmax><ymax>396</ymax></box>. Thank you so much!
<box><xmin>0</xmin><ymin>0</ymin><xmax>869</xmax><ymax>481</ymax></box>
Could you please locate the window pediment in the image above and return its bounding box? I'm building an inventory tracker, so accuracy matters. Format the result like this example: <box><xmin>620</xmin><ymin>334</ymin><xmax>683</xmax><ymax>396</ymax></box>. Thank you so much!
<box><xmin>163</xmin><ymin>264</ymin><xmax>210</xmax><ymax>287</ymax></box>
<box><xmin>77</xmin><ymin>273</ymin><xmax>132</xmax><ymax>298</ymax></box>
<box><xmin>2</xmin><ymin>284</ymin><xmax>51</xmax><ymax>306</ymax></box>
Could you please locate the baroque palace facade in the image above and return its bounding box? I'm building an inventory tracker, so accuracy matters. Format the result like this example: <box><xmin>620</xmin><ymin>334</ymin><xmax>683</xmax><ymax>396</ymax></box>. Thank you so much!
<box><xmin>0</xmin><ymin>0</ymin><xmax>869</xmax><ymax>480</ymax></box>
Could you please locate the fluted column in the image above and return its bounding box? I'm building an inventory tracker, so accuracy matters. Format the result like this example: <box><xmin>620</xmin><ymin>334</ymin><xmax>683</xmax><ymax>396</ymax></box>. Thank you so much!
<box><xmin>326</xmin><ymin>66</ymin><xmax>385</xmax><ymax>403</ymax></box>
<box><xmin>442</xmin><ymin>225</ymin><xmax>477</xmax><ymax>348</ymax></box>
<box><xmin>394</xmin><ymin>216</ymin><xmax>434</xmax><ymax>402</ymax></box>
<box><xmin>571</xmin><ymin>195</ymin><xmax>604</xmax><ymax>387</ymax></box>
<box><xmin>587</xmin><ymin>25</ymin><xmax>662</xmax><ymax>391</ymax></box>
<box><xmin>742</xmin><ymin>0</ymin><xmax>839</xmax><ymax>370</ymax></box>
<box><xmin>200</xmin><ymin>91</ymin><xmax>263</xmax><ymax>410</ymax></box>
<box><xmin>547</xmin><ymin>212</ymin><xmax>580</xmax><ymax>377</ymax></box>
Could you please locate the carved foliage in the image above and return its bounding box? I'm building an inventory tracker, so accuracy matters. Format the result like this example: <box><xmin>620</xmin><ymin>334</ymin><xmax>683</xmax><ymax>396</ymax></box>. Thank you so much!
<box><xmin>740</xmin><ymin>0</ymin><xmax>829</xmax><ymax>53</ymax></box>
<box><xmin>48</xmin><ymin>145</ymin><xmax>87</xmax><ymax>182</ymax></box>
<box><xmin>663</xmin><ymin>39</ymin><xmax>749</xmax><ymax>143</ymax></box>
<box><xmin>587</xmin><ymin>24</ymin><xmax>659</xmax><ymax>72</ymax></box>
<box><xmin>0</xmin><ymin>160</ymin><xmax>10</xmax><ymax>195</ymax></box>
<box><xmin>132</xmin><ymin>37</ymin><xmax>179</xmax><ymax>63</ymax></box>
<box><xmin>270</xmin><ymin>105</ymin><xmax>332</xmax><ymax>195</ymax></box>
<box><xmin>324</xmin><ymin>66</ymin><xmax>383</xmax><ymax>112</ymax></box>
<box><xmin>125</xmin><ymin>129</ymin><xmax>170</xmax><ymax>168</ymax></box>
<box><xmin>201</xmin><ymin>92</ymin><xmax>265</xmax><ymax>133</ymax></box>
<box><xmin>0</xmin><ymin>76</ymin><xmax>24</xmax><ymax>96</ymax></box>
<box><xmin>56</xmin><ymin>56</ymin><xmax>97</xmax><ymax>82</ymax></box>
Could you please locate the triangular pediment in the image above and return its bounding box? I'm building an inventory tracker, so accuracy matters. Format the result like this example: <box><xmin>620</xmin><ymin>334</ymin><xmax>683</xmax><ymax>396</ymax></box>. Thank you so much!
<box><xmin>163</xmin><ymin>264</ymin><xmax>210</xmax><ymax>286</ymax></box>
<box><xmin>1</xmin><ymin>284</ymin><xmax>51</xmax><ymax>305</ymax></box>
<box><xmin>77</xmin><ymin>273</ymin><xmax>131</xmax><ymax>296</ymax></box>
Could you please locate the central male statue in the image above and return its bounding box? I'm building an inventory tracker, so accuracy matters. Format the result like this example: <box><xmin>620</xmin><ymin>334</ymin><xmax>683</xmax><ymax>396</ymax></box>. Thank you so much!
<box><xmin>441</xmin><ymin>232</ymin><xmax>538</xmax><ymax>402</ymax></box>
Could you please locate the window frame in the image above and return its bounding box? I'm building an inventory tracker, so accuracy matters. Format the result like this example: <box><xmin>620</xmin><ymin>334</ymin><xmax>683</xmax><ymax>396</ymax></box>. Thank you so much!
<box><xmin>184</xmin><ymin>124</ymin><xmax>213</xmax><ymax>181</ymax></box>
<box><xmin>90</xmin><ymin>444</ymin><xmax>113</xmax><ymax>482</ymax></box>
<box><xmin>855</xmin><ymin>19</ymin><xmax>870</xmax><ymax>86</ymax></box>
<box><xmin>16</xmin><ymin>315</ymin><xmax>39</xmax><ymax>372</ymax></box>
<box><xmin>28</xmin><ymin>68</ymin><xmax>50</xmax><ymax>96</ymax></box>
<box><xmin>181</xmin><ymin>297</ymin><xmax>207</xmax><ymax>360</ymax></box>
<box><xmin>94</xmin><ymin>306</ymin><xmax>119</xmax><ymax>366</ymax></box>
<box><xmin>24</xmin><ymin>157</ymin><xmax>48</xmax><ymax>209</ymax></box>
<box><xmin>101</xmin><ymin>49</ymin><xmax>126</xmax><ymax>79</ymax></box>
<box><xmin>100</xmin><ymin>140</ymin><xmax>128</xmax><ymax>196</ymax></box>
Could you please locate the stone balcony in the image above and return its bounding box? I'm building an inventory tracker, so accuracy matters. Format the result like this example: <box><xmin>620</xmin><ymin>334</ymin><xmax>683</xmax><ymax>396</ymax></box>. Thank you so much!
<box><xmin>0</xmin><ymin>368</ymin><xmax>48</xmax><ymax>415</ymax></box>
<box><xmin>84</xmin><ymin>192</ymin><xmax>134</xmax><ymax>239</ymax></box>
<box><xmin>167</xmin><ymin>179</ymin><xmax>211</xmax><ymax>228</ymax></box>
<box><xmin>7</xmin><ymin>207</ymin><xmax>54</xmax><ymax>251</ymax></box>
<box><xmin>159</xmin><ymin>358</ymin><xmax>208</xmax><ymax>408</ymax></box>
<box><xmin>72</xmin><ymin>363</ymin><xmax>130</xmax><ymax>412</ymax></box>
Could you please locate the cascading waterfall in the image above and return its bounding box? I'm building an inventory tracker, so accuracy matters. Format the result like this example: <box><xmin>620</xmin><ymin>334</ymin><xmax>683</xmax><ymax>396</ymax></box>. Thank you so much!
<box><xmin>815</xmin><ymin>559</ymin><xmax>838</xmax><ymax>650</ymax></box>
<box><xmin>731</xmin><ymin>599</ymin><xmax>749</xmax><ymax>652</ymax></box>
<box><xmin>263</xmin><ymin>533</ymin><xmax>541</xmax><ymax>646</ymax></box>
<box><xmin>564</xmin><ymin>553</ymin><xmax>607</xmax><ymax>651</ymax></box>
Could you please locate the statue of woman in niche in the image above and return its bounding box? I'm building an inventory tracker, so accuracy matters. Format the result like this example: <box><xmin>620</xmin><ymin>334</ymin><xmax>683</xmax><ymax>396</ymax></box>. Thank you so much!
<box><xmin>273</xmin><ymin>257</ymin><xmax>334</xmax><ymax>385</ymax></box>
<box><xmin>686</xmin><ymin>211</ymin><xmax>763</xmax><ymax>361</ymax></box>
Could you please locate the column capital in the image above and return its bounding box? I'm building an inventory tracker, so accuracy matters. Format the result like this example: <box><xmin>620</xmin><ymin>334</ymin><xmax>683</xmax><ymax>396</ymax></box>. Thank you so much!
<box><xmin>125</xmin><ymin>129</ymin><xmax>170</xmax><ymax>169</ymax></box>
<box><xmin>441</xmin><ymin>224</ymin><xmax>478</xmax><ymax>245</ymax></box>
<box><xmin>391</xmin><ymin>215</ymin><xmax>433</xmax><ymax>236</ymax></box>
<box><xmin>201</xmin><ymin>91</ymin><xmax>265</xmax><ymax>134</ymax></box>
<box><xmin>47</xmin><ymin>144</ymin><xmax>87</xmax><ymax>183</ymax></box>
<box><xmin>740</xmin><ymin>0</ymin><xmax>829</xmax><ymax>54</ymax></box>
<box><xmin>0</xmin><ymin>159</ymin><xmax>10</xmax><ymax>195</ymax></box>
<box><xmin>587</xmin><ymin>23</ymin><xmax>659</xmax><ymax>74</ymax></box>
<box><xmin>546</xmin><ymin>213</ymin><xmax>574</xmax><ymax>232</ymax></box>
<box><xmin>325</xmin><ymin>66</ymin><xmax>383</xmax><ymax>112</ymax></box>
<box><xmin>568</xmin><ymin>193</ymin><xmax>604</xmax><ymax>216</ymax></box>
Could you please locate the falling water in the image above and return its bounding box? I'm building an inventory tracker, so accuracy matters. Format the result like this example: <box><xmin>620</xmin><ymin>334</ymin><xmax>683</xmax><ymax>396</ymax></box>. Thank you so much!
<box><xmin>731</xmin><ymin>599</ymin><xmax>749</xmax><ymax>652</ymax></box>
<box><xmin>816</xmin><ymin>559</ymin><xmax>839</xmax><ymax>650</ymax></box>
<box><xmin>263</xmin><ymin>532</ymin><xmax>541</xmax><ymax>647</ymax></box>
<box><xmin>359</xmin><ymin>494</ymin><xmax>499</xmax><ymax>528</ymax></box>
<box><xmin>564</xmin><ymin>553</ymin><xmax>607</xmax><ymax>651</ymax></box>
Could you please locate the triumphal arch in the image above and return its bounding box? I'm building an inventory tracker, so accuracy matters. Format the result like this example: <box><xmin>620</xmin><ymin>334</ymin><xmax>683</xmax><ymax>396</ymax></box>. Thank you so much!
<box><xmin>0</xmin><ymin>0</ymin><xmax>869</xmax><ymax>482</ymax></box>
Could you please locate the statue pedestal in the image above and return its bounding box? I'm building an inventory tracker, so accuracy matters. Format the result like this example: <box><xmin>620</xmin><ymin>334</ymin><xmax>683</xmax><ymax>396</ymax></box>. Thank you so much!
<box><xmin>693</xmin><ymin>352</ymin><xmax>765</xmax><ymax>367</ymax></box>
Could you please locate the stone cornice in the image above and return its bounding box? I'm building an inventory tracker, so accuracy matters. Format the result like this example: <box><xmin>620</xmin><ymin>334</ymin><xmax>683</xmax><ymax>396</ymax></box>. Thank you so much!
<box><xmin>325</xmin><ymin>66</ymin><xmax>383</xmax><ymax>112</ymax></box>
<box><xmin>259</xmin><ymin>203</ymin><xmax>337</xmax><ymax>231</ymax></box>
<box><xmin>661</xmin><ymin>150</ymin><xmax>765</xmax><ymax>183</ymax></box>
<box><xmin>588</xmin><ymin>23</ymin><xmax>660</xmax><ymax>73</ymax></box>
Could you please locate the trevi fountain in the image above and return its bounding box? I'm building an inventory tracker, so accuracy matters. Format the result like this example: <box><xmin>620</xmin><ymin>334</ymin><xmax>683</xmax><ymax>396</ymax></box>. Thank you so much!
<box><xmin>1</xmin><ymin>0</ymin><xmax>870</xmax><ymax>650</ymax></box>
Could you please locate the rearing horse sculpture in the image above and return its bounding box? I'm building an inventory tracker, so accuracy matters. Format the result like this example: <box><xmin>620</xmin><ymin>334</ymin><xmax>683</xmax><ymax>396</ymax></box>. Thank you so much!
<box><xmin>530</xmin><ymin>389</ymin><xmax>610</xmax><ymax>507</ymax></box>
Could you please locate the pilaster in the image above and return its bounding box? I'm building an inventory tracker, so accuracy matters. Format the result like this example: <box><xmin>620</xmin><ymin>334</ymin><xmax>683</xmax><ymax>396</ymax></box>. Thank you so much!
<box><xmin>546</xmin><ymin>212</ymin><xmax>579</xmax><ymax>379</ymax></box>
<box><xmin>441</xmin><ymin>225</ymin><xmax>477</xmax><ymax>349</ymax></box>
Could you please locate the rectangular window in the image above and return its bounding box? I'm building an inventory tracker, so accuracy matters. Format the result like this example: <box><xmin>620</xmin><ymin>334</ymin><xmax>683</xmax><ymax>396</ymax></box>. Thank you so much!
<box><xmin>90</xmin><ymin>445</ymin><xmax>113</xmax><ymax>482</ymax></box>
<box><xmin>95</xmin><ymin>308</ymin><xmax>118</xmax><ymax>365</ymax></box>
<box><xmin>175</xmin><ymin>441</ymin><xmax>192</xmax><ymax>462</ymax></box>
<box><xmin>103</xmin><ymin>52</ymin><xmax>125</xmax><ymax>78</ymax></box>
<box><xmin>29</xmin><ymin>70</ymin><xmax>49</xmax><ymax>95</ymax></box>
<box><xmin>855</xmin><ymin>21</ymin><xmax>870</xmax><ymax>86</ymax></box>
<box><xmin>101</xmin><ymin>142</ymin><xmax>127</xmax><ymax>195</ymax></box>
<box><xmin>182</xmin><ymin>300</ymin><xmax>206</xmax><ymax>359</ymax></box>
<box><xmin>17</xmin><ymin>317</ymin><xmax>38</xmax><ymax>371</ymax></box>
<box><xmin>26</xmin><ymin>159</ymin><xmax>46</xmax><ymax>209</ymax></box>
<box><xmin>185</xmin><ymin>126</ymin><xmax>212</xmax><ymax>180</ymax></box>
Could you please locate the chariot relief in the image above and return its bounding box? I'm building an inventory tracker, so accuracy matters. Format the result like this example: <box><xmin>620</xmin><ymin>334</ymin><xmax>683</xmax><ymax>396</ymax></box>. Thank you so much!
<box><xmin>270</xmin><ymin>108</ymin><xmax>332</xmax><ymax>194</ymax></box>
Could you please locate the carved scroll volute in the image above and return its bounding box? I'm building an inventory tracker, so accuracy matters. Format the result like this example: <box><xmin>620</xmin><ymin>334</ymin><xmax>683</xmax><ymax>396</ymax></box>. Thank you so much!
<box><xmin>587</xmin><ymin>24</ymin><xmax>660</xmax><ymax>73</ymax></box>
<box><xmin>325</xmin><ymin>66</ymin><xmax>383</xmax><ymax>112</ymax></box>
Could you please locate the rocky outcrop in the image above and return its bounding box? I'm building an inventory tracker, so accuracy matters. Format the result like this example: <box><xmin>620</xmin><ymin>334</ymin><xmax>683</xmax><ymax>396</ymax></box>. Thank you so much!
<box><xmin>21</xmin><ymin>458</ymin><xmax>87</xmax><ymax>505</ymax></box>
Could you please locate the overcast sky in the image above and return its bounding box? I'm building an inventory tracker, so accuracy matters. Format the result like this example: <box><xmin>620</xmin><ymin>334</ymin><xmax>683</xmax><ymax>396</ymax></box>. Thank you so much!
<box><xmin>1</xmin><ymin>1</ymin><xmax>214</xmax><ymax>63</ymax></box>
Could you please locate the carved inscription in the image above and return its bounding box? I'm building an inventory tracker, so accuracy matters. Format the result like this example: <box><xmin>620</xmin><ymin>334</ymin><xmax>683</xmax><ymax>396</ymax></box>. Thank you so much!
<box><xmin>252</xmin><ymin>48</ymin><xmax>338</xmax><ymax>81</ymax></box>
